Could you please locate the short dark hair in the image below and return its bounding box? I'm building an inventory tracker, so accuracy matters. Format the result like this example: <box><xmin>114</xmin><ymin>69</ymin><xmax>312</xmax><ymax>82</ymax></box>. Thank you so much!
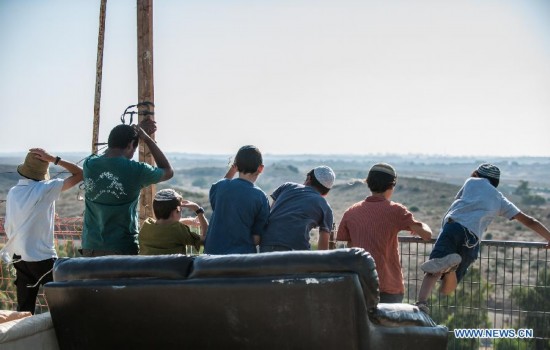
<box><xmin>153</xmin><ymin>198</ymin><xmax>180</xmax><ymax>220</ymax></box>
<box><xmin>307</xmin><ymin>169</ymin><xmax>330</xmax><ymax>195</ymax></box>
<box><xmin>108</xmin><ymin>124</ymin><xmax>139</xmax><ymax>149</ymax></box>
<box><xmin>366</xmin><ymin>170</ymin><xmax>396</xmax><ymax>193</ymax></box>
<box><xmin>475</xmin><ymin>172</ymin><xmax>499</xmax><ymax>188</ymax></box>
<box><xmin>235</xmin><ymin>145</ymin><xmax>263</xmax><ymax>174</ymax></box>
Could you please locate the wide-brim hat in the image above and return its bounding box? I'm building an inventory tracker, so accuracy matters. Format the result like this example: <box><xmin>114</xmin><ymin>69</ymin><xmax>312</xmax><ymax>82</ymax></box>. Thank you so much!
<box><xmin>17</xmin><ymin>152</ymin><xmax>50</xmax><ymax>181</ymax></box>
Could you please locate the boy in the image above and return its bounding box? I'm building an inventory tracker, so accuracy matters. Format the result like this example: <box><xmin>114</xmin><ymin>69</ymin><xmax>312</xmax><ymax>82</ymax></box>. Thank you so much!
<box><xmin>2</xmin><ymin>148</ymin><xmax>82</xmax><ymax>313</ymax></box>
<box><xmin>139</xmin><ymin>189</ymin><xmax>208</xmax><ymax>255</ymax></box>
<box><xmin>260</xmin><ymin>166</ymin><xmax>335</xmax><ymax>252</ymax></box>
<box><xmin>204</xmin><ymin>145</ymin><xmax>270</xmax><ymax>254</ymax></box>
<box><xmin>337</xmin><ymin>163</ymin><xmax>432</xmax><ymax>303</ymax></box>
<box><xmin>415</xmin><ymin>163</ymin><xmax>550</xmax><ymax>314</ymax></box>
<box><xmin>81</xmin><ymin>120</ymin><xmax>173</xmax><ymax>256</ymax></box>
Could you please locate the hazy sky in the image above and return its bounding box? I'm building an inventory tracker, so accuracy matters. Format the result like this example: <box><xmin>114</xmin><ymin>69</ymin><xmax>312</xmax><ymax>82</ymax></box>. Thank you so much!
<box><xmin>1</xmin><ymin>0</ymin><xmax>549</xmax><ymax>157</ymax></box>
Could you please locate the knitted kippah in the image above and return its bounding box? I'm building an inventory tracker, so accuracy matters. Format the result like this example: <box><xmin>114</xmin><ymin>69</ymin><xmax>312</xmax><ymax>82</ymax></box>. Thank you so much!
<box><xmin>477</xmin><ymin>163</ymin><xmax>500</xmax><ymax>180</ymax></box>
<box><xmin>369</xmin><ymin>163</ymin><xmax>396</xmax><ymax>177</ymax></box>
<box><xmin>154</xmin><ymin>189</ymin><xmax>182</xmax><ymax>202</ymax></box>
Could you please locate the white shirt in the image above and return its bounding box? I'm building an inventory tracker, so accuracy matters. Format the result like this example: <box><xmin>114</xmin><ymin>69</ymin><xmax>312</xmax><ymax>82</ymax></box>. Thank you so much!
<box><xmin>3</xmin><ymin>178</ymin><xmax>64</xmax><ymax>261</ymax></box>
<box><xmin>443</xmin><ymin>177</ymin><xmax>520</xmax><ymax>239</ymax></box>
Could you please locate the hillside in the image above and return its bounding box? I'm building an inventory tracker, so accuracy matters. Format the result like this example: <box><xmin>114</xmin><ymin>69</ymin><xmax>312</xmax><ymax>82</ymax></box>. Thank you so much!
<box><xmin>1</xmin><ymin>154</ymin><xmax>549</xmax><ymax>243</ymax></box>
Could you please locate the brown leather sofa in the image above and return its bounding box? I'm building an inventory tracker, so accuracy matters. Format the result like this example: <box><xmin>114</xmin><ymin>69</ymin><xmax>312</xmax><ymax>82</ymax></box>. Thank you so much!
<box><xmin>44</xmin><ymin>248</ymin><xmax>448</xmax><ymax>350</ymax></box>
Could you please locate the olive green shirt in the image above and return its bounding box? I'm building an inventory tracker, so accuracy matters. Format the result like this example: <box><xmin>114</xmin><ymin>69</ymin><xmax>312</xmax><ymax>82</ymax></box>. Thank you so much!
<box><xmin>138</xmin><ymin>218</ymin><xmax>201</xmax><ymax>255</ymax></box>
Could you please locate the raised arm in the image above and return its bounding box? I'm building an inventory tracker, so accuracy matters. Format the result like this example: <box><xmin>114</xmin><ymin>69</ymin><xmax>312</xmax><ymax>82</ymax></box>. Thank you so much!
<box><xmin>180</xmin><ymin>200</ymin><xmax>209</xmax><ymax>242</ymax></box>
<box><xmin>29</xmin><ymin>148</ymin><xmax>83</xmax><ymax>191</ymax></box>
<box><xmin>135</xmin><ymin>120</ymin><xmax>174</xmax><ymax>182</ymax></box>
<box><xmin>224</xmin><ymin>164</ymin><xmax>238</xmax><ymax>179</ymax></box>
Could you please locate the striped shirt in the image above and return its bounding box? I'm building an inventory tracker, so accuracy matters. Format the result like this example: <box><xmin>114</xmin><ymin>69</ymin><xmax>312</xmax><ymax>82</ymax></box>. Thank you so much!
<box><xmin>337</xmin><ymin>196</ymin><xmax>416</xmax><ymax>294</ymax></box>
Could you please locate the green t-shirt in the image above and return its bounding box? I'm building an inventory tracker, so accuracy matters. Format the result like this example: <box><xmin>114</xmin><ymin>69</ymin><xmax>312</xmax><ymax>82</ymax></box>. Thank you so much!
<box><xmin>82</xmin><ymin>154</ymin><xmax>164</xmax><ymax>254</ymax></box>
<box><xmin>138</xmin><ymin>218</ymin><xmax>201</xmax><ymax>255</ymax></box>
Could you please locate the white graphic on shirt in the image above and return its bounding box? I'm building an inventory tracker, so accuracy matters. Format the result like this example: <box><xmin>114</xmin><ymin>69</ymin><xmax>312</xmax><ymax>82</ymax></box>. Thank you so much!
<box><xmin>84</xmin><ymin>172</ymin><xmax>127</xmax><ymax>201</ymax></box>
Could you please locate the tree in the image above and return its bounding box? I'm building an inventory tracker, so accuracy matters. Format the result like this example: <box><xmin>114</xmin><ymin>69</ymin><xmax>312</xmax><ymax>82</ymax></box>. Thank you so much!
<box><xmin>514</xmin><ymin>181</ymin><xmax>531</xmax><ymax>197</ymax></box>
<box><xmin>513</xmin><ymin>180</ymin><xmax>546</xmax><ymax>206</ymax></box>
<box><xmin>521</xmin><ymin>195</ymin><xmax>546</xmax><ymax>206</ymax></box>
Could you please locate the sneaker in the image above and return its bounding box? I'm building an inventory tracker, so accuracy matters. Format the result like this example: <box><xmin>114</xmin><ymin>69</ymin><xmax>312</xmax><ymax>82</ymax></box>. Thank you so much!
<box><xmin>414</xmin><ymin>301</ymin><xmax>430</xmax><ymax>314</ymax></box>
<box><xmin>421</xmin><ymin>253</ymin><xmax>462</xmax><ymax>274</ymax></box>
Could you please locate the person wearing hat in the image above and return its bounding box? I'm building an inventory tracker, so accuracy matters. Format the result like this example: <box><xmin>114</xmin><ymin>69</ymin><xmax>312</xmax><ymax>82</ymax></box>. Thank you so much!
<box><xmin>336</xmin><ymin>163</ymin><xmax>432</xmax><ymax>303</ymax></box>
<box><xmin>81</xmin><ymin>120</ymin><xmax>174</xmax><ymax>257</ymax></box>
<box><xmin>2</xmin><ymin>148</ymin><xmax>82</xmax><ymax>314</ymax></box>
<box><xmin>259</xmin><ymin>165</ymin><xmax>336</xmax><ymax>252</ymax></box>
<box><xmin>204</xmin><ymin>145</ymin><xmax>270</xmax><ymax>255</ymax></box>
<box><xmin>415</xmin><ymin>163</ymin><xmax>550</xmax><ymax>314</ymax></box>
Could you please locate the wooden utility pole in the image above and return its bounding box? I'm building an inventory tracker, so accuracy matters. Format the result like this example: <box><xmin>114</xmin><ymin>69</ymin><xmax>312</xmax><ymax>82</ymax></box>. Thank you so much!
<box><xmin>92</xmin><ymin>0</ymin><xmax>107</xmax><ymax>154</ymax></box>
<box><xmin>137</xmin><ymin>0</ymin><xmax>155</xmax><ymax>222</ymax></box>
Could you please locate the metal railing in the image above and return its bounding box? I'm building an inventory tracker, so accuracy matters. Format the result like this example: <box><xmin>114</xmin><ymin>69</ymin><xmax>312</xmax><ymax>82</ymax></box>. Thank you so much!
<box><xmin>400</xmin><ymin>236</ymin><xmax>550</xmax><ymax>350</ymax></box>
<box><xmin>1</xmin><ymin>219</ymin><xmax>548</xmax><ymax>349</ymax></box>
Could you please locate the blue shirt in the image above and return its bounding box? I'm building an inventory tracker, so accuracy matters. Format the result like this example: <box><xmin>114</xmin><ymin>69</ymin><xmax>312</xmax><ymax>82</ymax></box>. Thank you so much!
<box><xmin>204</xmin><ymin>178</ymin><xmax>269</xmax><ymax>254</ymax></box>
<box><xmin>443</xmin><ymin>177</ymin><xmax>520</xmax><ymax>239</ymax></box>
<box><xmin>261</xmin><ymin>182</ymin><xmax>333</xmax><ymax>250</ymax></box>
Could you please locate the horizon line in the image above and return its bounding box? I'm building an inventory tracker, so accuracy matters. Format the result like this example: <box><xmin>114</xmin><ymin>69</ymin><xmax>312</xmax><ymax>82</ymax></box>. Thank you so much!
<box><xmin>1</xmin><ymin>151</ymin><xmax>550</xmax><ymax>159</ymax></box>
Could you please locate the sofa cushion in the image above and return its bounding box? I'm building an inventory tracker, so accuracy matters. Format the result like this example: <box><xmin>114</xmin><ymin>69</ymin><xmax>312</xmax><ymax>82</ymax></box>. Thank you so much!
<box><xmin>190</xmin><ymin>248</ymin><xmax>380</xmax><ymax>310</ymax></box>
<box><xmin>53</xmin><ymin>254</ymin><xmax>194</xmax><ymax>281</ymax></box>
<box><xmin>370</xmin><ymin>303</ymin><xmax>437</xmax><ymax>327</ymax></box>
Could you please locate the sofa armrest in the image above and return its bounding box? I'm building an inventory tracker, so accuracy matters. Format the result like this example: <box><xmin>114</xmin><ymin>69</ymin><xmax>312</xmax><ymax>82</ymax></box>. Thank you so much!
<box><xmin>370</xmin><ymin>303</ymin><xmax>437</xmax><ymax>327</ymax></box>
<box><xmin>367</xmin><ymin>304</ymin><xmax>448</xmax><ymax>349</ymax></box>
